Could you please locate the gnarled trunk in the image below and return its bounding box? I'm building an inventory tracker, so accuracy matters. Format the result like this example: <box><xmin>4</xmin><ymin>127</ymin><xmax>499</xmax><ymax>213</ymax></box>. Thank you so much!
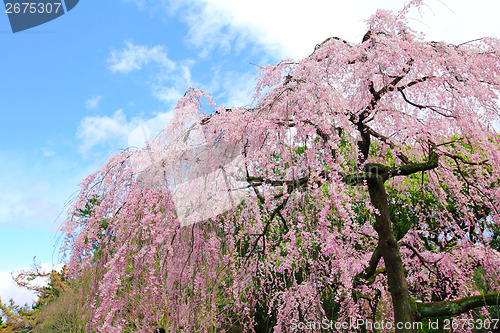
<box><xmin>367</xmin><ymin>174</ymin><xmax>417</xmax><ymax>332</ymax></box>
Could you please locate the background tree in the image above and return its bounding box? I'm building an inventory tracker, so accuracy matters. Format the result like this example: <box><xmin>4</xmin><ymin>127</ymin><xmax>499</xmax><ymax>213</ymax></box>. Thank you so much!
<box><xmin>0</xmin><ymin>264</ymin><xmax>77</xmax><ymax>332</ymax></box>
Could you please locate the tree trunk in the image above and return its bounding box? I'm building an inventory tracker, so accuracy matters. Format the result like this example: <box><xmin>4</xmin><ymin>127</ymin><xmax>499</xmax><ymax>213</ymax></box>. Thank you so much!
<box><xmin>367</xmin><ymin>174</ymin><xmax>417</xmax><ymax>332</ymax></box>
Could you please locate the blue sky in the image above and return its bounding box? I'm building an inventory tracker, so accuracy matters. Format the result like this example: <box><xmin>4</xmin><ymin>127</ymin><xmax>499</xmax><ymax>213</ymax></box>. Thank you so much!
<box><xmin>1</xmin><ymin>0</ymin><xmax>499</xmax><ymax>305</ymax></box>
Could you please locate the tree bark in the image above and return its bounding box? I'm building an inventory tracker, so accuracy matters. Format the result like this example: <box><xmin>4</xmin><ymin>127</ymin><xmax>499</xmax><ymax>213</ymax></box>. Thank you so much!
<box><xmin>417</xmin><ymin>293</ymin><xmax>500</xmax><ymax>319</ymax></box>
<box><xmin>367</xmin><ymin>173</ymin><xmax>418</xmax><ymax>332</ymax></box>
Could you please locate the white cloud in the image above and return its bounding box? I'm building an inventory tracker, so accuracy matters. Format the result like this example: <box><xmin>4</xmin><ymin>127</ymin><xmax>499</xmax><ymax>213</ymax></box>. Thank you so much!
<box><xmin>0</xmin><ymin>271</ymin><xmax>37</xmax><ymax>306</ymax></box>
<box><xmin>150</xmin><ymin>0</ymin><xmax>500</xmax><ymax>60</ymax></box>
<box><xmin>171</xmin><ymin>0</ymin><xmax>402</xmax><ymax>59</ymax></box>
<box><xmin>108</xmin><ymin>41</ymin><xmax>175</xmax><ymax>74</ymax></box>
<box><xmin>85</xmin><ymin>95</ymin><xmax>102</xmax><ymax>110</ymax></box>
<box><xmin>77</xmin><ymin>109</ymin><xmax>140</xmax><ymax>154</ymax></box>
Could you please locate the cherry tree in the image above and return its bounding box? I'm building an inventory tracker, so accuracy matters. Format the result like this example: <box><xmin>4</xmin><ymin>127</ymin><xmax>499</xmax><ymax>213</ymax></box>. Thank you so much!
<box><xmin>61</xmin><ymin>2</ymin><xmax>500</xmax><ymax>332</ymax></box>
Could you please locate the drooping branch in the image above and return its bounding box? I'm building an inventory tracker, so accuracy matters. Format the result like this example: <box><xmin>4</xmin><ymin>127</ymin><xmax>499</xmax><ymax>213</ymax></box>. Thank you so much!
<box><xmin>452</xmin><ymin>157</ymin><xmax>500</xmax><ymax>216</ymax></box>
<box><xmin>440</xmin><ymin>150</ymin><xmax>489</xmax><ymax>166</ymax></box>
<box><xmin>417</xmin><ymin>293</ymin><xmax>500</xmax><ymax>319</ymax></box>
<box><xmin>399</xmin><ymin>242</ymin><xmax>441</xmax><ymax>266</ymax></box>
<box><xmin>399</xmin><ymin>242</ymin><xmax>441</xmax><ymax>274</ymax></box>
<box><xmin>365</xmin><ymin>125</ymin><xmax>410</xmax><ymax>164</ymax></box>
<box><xmin>244</xmin><ymin>184</ymin><xmax>293</xmax><ymax>261</ymax></box>
<box><xmin>354</xmin><ymin>244</ymin><xmax>383</xmax><ymax>286</ymax></box>
<box><xmin>246</xmin><ymin>175</ymin><xmax>310</xmax><ymax>189</ymax></box>
<box><xmin>400</xmin><ymin>90</ymin><xmax>454</xmax><ymax>118</ymax></box>
<box><xmin>302</xmin><ymin>119</ymin><xmax>336</xmax><ymax>157</ymax></box>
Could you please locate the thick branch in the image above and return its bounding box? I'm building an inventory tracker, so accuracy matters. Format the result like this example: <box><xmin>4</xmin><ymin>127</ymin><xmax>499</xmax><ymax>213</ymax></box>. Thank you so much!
<box><xmin>380</xmin><ymin>76</ymin><xmax>432</xmax><ymax>95</ymax></box>
<box><xmin>248</xmin><ymin>147</ymin><xmax>437</xmax><ymax>189</ymax></box>
<box><xmin>417</xmin><ymin>293</ymin><xmax>500</xmax><ymax>319</ymax></box>
<box><xmin>388</xmin><ymin>148</ymin><xmax>439</xmax><ymax>179</ymax></box>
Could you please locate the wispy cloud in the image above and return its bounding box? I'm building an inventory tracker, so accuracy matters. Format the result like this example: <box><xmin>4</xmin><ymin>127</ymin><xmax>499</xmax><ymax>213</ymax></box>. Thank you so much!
<box><xmin>9</xmin><ymin>197</ymin><xmax>59</xmax><ymax>225</ymax></box>
<box><xmin>0</xmin><ymin>178</ymin><xmax>61</xmax><ymax>229</ymax></box>
<box><xmin>152</xmin><ymin>86</ymin><xmax>183</xmax><ymax>104</ymax></box>
<box><xmin>108</xmin><ymin>42</ymin><xmax>175</xmax><ymax>74</ymax></box>
<box><xmin>42</xmin><ymin>148</ymin><xmax>55</xmax><ymax>157</ymax></box>
<box><xmin>77</xmin><ymin>109</ymin><xmax>140</xmax><ymax>154</ymax></box>
<box><xmin>203</xmin><ymin>68</ymin><xmax>256</xmax><ymax>108</ymax></box>
<box><xmin>0</xmin><ymin>151</ymin><xmax>81</xmax><ymax>231</ymax></box>
<box><xmin>121</xmin><ymin>0</ymin><xmax>170</xmax><ymax>13</ymax></box>
<box><xmin>77</xmin><ymin>105</ymin><xmax>179</xmax><ymax>155</ymax></box>
<box><xmin>85</xmin><ymin>95</ymin><xmax>102</xmax><ymax>110</ymax></box>
<box><xmin>0</xmin><ymin>196</ymin><xmax>60</xmax><ymax>229</ymax></box>
<box><xmin>127</xmin><ymin>112</ymin><xmax>174</xmax><ymax>148</ymax></box>
<box><xmin>107</xmin><ymin>41</ymin><xmax>195</xmax><ymax>107</ymax></box>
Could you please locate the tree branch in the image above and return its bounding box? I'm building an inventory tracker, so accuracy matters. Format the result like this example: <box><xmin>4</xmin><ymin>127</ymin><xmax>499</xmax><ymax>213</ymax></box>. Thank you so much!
<box><xmin>417</xmin><ymin>293</ymin><xmax>500</xmax><ymax>319</ymax></box>
<box><xmin>365</xmin><ymin>126</ymin><xmax>410</xmax><ymax>164</ymax></box>
<box><xmin>387</xmin><ymin>147</ymin><xmax>439</xmax><ymax>179</ymax></box>
<box><xmin>440</xmin><ymin>150</ymin><xmax>489</xmax><ymax>165</ymax></box>
<box><xmin>354</xmin><ymin>244</ymin><xmax>383</xmax><ymax>286</ymax></box>
<box><xmin>399</xmin><ymin>242</ymin><xmax>441</xmax><ymax>275</ymax></box>
<box><xmin>246</xmin><ymin>175</ymin><xmax>310</xmax><ymax>189</ymax></box>
<box><xmin>380</xmin><ymin>76</ymin><xmax>432</xmax><ymax>95</ymax></box>
<box><xmin>400</xmin><ymin>90</ymin><xmax>454</xmax><ymax>118</ymax></box>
